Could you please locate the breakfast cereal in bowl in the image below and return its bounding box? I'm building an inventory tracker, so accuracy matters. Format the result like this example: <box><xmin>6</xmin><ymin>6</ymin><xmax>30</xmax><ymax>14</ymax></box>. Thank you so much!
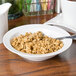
<box><xmin>3</xmin><ymin>24</ymin><xmax>72</xmax><ymax>61</ymax></box>
<box><xmin>11</xmin><ymin>31</ymin><xmax>63</xmax><ymax>54</ymax></box>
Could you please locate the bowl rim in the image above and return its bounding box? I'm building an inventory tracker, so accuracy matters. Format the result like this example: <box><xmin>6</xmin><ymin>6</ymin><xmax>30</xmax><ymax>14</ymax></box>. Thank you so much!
<box><xmin>3</xmin><ymin>24</ymin><xmax>72</xmax><ymax>57</ymax></box>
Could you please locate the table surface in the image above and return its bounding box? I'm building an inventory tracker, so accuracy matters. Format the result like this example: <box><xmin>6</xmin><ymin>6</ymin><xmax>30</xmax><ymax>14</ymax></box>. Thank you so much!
<box><xmin>0</xmin><ymin>14</ymin><xmax>76</xmax><ymax>76</ymax></box>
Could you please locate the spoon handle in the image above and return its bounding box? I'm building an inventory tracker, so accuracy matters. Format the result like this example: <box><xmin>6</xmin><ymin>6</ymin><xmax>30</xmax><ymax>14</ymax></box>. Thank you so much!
<box><xmin>57</xmin><ymin>35</ymin><xmax>76</xmax><ymax>40</ymax></box>
<box><xmin>47</xmin><ymin>24</ymin><xmax>76</xmax><ymax>40</ymax></box>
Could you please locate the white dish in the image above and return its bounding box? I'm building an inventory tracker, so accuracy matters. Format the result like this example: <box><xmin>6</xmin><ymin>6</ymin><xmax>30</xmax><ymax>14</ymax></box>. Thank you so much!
<box><xmin>44</xmin><ymin>13</ymin><xmax>76</xmax><ymax>33</ymax></box>
<box><xmin>3</xmin><ymin>24</ymin><xmax>72</xmax><ymax>61</ymax></box>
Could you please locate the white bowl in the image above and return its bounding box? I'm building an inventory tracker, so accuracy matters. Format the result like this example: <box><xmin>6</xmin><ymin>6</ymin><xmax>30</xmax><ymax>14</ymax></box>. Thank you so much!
<box><xmin>3</xmin><ymin>24</ymin><xmax>72</xmax><ymax>61</ymax></box>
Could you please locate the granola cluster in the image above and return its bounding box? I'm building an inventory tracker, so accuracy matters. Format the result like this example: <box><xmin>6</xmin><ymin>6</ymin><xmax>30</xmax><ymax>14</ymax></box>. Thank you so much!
<box><xmin>11</xmin><ymin>31</ymin><xmax>63</xmax><ymax>54</ymax></box>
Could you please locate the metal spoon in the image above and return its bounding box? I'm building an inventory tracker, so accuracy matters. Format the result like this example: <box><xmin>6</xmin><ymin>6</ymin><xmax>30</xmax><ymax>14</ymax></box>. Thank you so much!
<box><xmin>56</xmin><ymin>35</ymin><xmax>76</xmax><ymax>40</ymax></box>
<box><xmin>46</xmin><ymin>24</ymin><xmax>76</xmax><ymax>40</ymax></box>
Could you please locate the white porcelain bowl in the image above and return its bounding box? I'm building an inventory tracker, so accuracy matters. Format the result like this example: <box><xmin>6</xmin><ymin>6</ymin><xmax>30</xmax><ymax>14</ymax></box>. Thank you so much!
<box><xmin>3</xmin><ymin>24</ymin><xmax>72</xmax><ymax>61</ymax></box>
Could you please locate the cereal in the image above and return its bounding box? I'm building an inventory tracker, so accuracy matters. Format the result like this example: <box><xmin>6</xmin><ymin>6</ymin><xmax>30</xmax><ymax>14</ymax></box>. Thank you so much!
<box><xmin>11</xmin><ymin>31</ymin><xmax>64</xmax><ymax>54</ymax></box>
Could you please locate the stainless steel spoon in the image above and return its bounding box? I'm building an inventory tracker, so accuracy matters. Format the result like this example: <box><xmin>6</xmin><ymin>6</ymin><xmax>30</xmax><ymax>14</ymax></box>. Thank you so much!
<box><xmin>56</xmin><ymin>35</ymin><xmax>76</xmax><ymax>40</ymax></box>
<box><xmin>47</xmin><ymin>24</ymin><xmax>76</xmax><ymax>40</ymax></box>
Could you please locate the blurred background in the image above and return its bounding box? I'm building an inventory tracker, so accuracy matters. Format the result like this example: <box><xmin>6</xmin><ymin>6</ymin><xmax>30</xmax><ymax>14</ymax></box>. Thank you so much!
<box><xmin>0</xmin><ymin>0</ymin><xmax>60</xmax><ymax>20</ymax></box>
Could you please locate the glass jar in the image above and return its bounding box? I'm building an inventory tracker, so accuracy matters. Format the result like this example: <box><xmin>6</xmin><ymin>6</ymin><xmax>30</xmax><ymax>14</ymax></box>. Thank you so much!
<box><xmin>23</xmin><ymin>0</ymin><xmax>55</xmax><ymax>16</ymax></box>
<box><xmin>0</xmin><ymin>0</ymin><xmax>23</xmax><ymax>19</ymax></box>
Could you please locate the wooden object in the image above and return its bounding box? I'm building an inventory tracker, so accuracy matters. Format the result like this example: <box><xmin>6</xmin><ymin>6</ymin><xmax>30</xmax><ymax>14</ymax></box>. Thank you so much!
<box><xmin>0</xmin><ymin>14</ymin><xmax>76</xmax><ymax>76</ymax></box>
